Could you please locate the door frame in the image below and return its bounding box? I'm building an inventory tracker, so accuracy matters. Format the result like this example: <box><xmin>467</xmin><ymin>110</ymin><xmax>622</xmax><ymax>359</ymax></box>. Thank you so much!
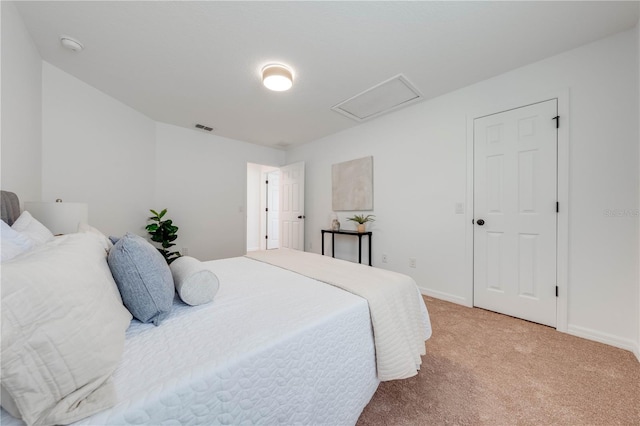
<box><xmin>264</xmin><ymin>169</ymin><xmax>280</xmax><ymax>250</ymax></box>
<box><xmin>464</xmin><ymin>89</ymin><xmax>569</xmax><ymax>332</ymax></box>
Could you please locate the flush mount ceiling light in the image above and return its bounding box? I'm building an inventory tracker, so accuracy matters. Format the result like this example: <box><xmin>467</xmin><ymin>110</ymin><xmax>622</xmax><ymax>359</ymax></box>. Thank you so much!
<box><xmin>59</xmin><ymin>35</ymin><xmax>84</xmax><ymax>52</ymax></box>
<box><xmin>261</xmin><ymin>64</ymin><xmax>293</xmax><ymax>92</ymax></box>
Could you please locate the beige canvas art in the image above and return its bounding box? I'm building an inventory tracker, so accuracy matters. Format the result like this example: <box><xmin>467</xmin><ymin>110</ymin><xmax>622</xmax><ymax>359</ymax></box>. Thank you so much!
<box><xmin>332</xmin><ymin>156</ymin><xmax>373</xmax><ymax>211</ymax></box>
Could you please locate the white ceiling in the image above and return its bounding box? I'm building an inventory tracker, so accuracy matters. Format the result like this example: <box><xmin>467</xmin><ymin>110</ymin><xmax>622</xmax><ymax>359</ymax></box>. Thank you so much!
<box><xmin>14</xmin><ymin>1</ymin><xmax>639</xmax><ymax>149</ymax></box>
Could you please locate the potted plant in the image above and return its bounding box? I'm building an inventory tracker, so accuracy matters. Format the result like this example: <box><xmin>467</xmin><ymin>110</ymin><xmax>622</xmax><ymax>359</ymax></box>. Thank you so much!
<box><xmin>346</xmin><ymin>214</ymin><xmax>375</xmax><ymax>233</ymax></box>
<box><xmin>146</xmin><ymin>208</ymin><xmax>182</xmax><ymax>264</ymax></box>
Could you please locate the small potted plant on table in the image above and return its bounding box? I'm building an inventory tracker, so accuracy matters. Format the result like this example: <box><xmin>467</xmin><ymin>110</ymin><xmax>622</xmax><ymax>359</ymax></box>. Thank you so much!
<box><xmin>347</xmin><ymin>214</ymin><xmax>375</xmax><ymax>233</ymax></box>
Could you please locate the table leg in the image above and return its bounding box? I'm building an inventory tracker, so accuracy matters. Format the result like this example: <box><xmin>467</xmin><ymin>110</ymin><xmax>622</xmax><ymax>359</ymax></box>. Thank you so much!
<box><xmin>321</xmin><ymin>231</ymin><xmax>325</xmax><ymax>256</ymax></box>
<box><xmin>368</xmin><ymin>233</ymin><xmax>372</xmax><ymax>266</ymax></box>
<box><xmin>331</xmin><ymin>233</ymin><xmax>335</xmax><ymax>258</ymax></box>
<box><xmin>358</xmin><ymin>235</ymin><xmax>362</xmax><ymax>264</ymax></box>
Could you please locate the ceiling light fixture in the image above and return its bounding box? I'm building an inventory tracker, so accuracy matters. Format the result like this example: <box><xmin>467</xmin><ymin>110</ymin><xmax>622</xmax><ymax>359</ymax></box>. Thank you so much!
<box><xmin>59</xmin><ymin>35</ymin><xmax>84</xmax><ymax>52</ymax></box>
<box><xmin>262</xmin><ymin>64</ymin><xmax>293</xmax><ymax>92</ymax></box>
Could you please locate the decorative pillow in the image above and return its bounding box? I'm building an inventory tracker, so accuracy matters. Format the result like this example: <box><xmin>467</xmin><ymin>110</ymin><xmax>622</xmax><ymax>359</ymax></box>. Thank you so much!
<box><xmin>1</xmin><ymin>220</ymin><xmax>35</xmax><ymax>262</ymax></box>
<box><xmin>11</xmin><ymin>210</ymin><xmax>54</xmax><ymax>245</ymax></box>
<box><xmin>108</xmin><ymin>233</ymin><xmax>174</xmax><ymax>325</ymax></box>
<box><xmin>1</xmin><ymin>233</ymin><xmax>132</xmax><ymax>426</ymax></box>
<box><xmin>78</xmin><ymin>222</ymin><xmax>113</xmax><ymax>253</ymax></box>
<box><xmin>170</xmin><ymin>256</ymin><xmax>219</xmax><ymax>306</ymax></box>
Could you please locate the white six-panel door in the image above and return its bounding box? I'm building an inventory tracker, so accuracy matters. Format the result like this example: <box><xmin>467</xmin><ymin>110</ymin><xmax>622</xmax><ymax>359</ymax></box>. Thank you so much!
<box><xmin>473</xmin><ymin>100</ymin><xmax>558</xmax><ymax>327</ymax></box>
<box><xmin>279</xmin><ymin>162</ymin><xmax>305</xmax><ymax>250</ymax></box>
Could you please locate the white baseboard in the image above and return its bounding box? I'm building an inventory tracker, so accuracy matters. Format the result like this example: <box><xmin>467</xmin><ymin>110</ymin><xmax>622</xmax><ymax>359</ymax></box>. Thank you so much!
<box><xmin>419</xmin><ymin>287</ymin><xmax>472</xmax><ymax>308</ymax></box>
<box><xmin>567</xmin><ymin>324</ymin><xmax>639</xmax><ymax>361</ymax></box>
<box><xmin>419</xmin><ymin>289</ymin><xmax>639</xmax><ymax>362</ymax></box>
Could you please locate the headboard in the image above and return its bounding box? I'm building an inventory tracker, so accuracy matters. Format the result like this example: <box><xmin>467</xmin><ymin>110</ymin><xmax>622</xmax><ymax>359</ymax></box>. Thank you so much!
<box><xmin>1</xmin><ymin>190</ymin><xmax>21</xmax><ymax>225</ymax></box>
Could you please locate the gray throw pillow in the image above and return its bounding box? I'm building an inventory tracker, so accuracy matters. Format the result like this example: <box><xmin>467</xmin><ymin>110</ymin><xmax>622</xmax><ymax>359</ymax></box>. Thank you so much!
<box><xmin>108</xmin><ymin>233</ymin><xmax>174</xmax><ymax>325</ymax></box>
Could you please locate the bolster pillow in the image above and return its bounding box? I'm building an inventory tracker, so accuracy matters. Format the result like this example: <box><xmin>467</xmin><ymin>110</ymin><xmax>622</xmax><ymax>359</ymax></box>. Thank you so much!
<box><xmin>170</xmin><ymin>256</ymin><xmax>219</xmax><ymax>306</ymax></box>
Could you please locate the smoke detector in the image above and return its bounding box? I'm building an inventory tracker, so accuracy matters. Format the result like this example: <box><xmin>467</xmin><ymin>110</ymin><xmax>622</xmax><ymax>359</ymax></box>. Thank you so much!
<box><xmin>59</xmin><ymin>35</ymin><xmax>84</xmax><ymax>52</ymax></box>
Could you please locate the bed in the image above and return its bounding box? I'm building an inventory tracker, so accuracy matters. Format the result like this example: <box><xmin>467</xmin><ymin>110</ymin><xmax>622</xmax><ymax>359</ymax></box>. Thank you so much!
<box><xmin>0</xmin><ymin>191</ymin><xmax>431</xmax><ymax>426</ymax></box>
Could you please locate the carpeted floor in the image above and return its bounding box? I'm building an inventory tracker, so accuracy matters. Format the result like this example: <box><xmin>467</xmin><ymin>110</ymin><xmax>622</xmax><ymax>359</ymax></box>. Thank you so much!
<box><xmin>357</xmin><ymin>296</ymin><xmax>640</xmax><ymax>425</ymax></box>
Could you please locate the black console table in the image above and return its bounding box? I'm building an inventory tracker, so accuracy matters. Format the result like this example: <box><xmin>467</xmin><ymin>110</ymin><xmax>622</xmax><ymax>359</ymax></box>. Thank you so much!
<box><xmin>321</xmin><ymin>229</ymin><xmax>372</xmax><ymax>266</ymax></box>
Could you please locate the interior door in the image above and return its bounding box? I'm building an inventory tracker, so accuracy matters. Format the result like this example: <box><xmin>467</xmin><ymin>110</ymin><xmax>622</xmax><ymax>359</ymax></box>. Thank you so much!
<box><xmin>279</xmin><ymin>162</ymin><xmax>305</xmax><ymax>250</ymax></box>
<box><xmin>473</xmin><ymin>99</ymin><xmax>558</xmax><ymax>327</ymax></box>
<box><xmin>266</xmin><ymin>170</ymin><xmax>280</xmax><ymax>249</ymax></box>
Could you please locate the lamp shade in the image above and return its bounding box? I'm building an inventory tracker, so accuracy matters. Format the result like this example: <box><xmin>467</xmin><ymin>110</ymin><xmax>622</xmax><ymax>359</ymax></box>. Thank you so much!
<box><xmin>24</xmin><ymin>201</ymin><xmax>88</xmax><ymax>235</ymax></box>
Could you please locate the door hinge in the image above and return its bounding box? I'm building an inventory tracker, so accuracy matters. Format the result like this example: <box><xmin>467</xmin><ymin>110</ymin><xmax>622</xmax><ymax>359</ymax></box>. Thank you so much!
<box><xmin>265</xmin><ymin>207</ymin><xmax>268</xmax><ymax>212</ymax></box>
<box><xmin>552</xmin><ymin>116</ymin><xmax>560</xmax><ymax>129</ymax></box>
<box><xmin>556</xmin><ymin>202</ymin><xmax>559</xmax><ymax>213</ymax></box>
<box><xmin>265</xmin><ymin>235</ymin><xmax>268</xmax><ymax>239</ymax></box>
<box><xmin>555</xmin><ymin>286</ymin><xmax>559</xmax><ymax>297</ymax></box>
<box><xmin>265</xmin><ymin>180</ymin><xmax>269</xmax><ymax>184</ymax></box>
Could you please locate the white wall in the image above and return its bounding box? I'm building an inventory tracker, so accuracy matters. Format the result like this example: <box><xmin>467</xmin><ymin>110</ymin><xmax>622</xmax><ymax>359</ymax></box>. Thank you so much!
<box><xmin>1</xmin><ymin>2</ymin><xmax>42</xmax><ymax>202</ymax></box>
<box><xmin>41</xmin><ymin>62</ymin><xmax>156</xmax><ymax>237</ymax></box>
<box><xmin>286</xmin><ymin>27</ymin><xmax>639</xmax><ymax>353</ymax></box>
<box><xmin>155</xmin><ymin>123</ymin><xmax>284</xmax><ymax>261</ymax></box>
<box><xmin>40</xmin><ymin>61</ymin><xmax>285</xmax><ymax>259</ymax></box>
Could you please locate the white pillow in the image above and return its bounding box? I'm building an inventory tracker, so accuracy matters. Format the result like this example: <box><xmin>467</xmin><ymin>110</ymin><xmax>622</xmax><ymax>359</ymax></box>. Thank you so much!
<box><xmin>1</xmin><ymin>233</ymin><xmax>132</xmax><ymax>425</ymax></box>
<box><xmin>1</xmin><ymin>220</ymin><xmax>35</xmax><ymax>262</ymax></box>
<box><xmin>170</xmin><ymin>256</ymin><xmax>219</xmax><ymax>306</ymax></box>
<box><xmin>11</xmin><ymin>210</ymin><xmax>54</xmax><ymax>246</ymax></box>
<box><xmin>78</xmin><ymin>222</ymin><xmax>113</xmax><ymax>253</ymax></box>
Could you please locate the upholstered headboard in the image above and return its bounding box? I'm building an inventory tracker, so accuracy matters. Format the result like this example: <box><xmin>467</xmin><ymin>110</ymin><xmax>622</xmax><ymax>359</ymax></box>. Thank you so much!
<box><xmin>1</xmin><ymin>190</ymin><xmax>21</xmax><ymax>225</ymax></box>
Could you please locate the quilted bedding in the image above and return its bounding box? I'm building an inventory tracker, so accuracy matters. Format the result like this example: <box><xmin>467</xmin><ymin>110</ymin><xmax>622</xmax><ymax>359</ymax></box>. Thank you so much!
<box><xmin>246</xmin><ymin>248</ymin><xmax>432</xmax><ymax>381</ymax></box>
<box><xmin>1</xmin><ymin>257</ymin><xmax>379</xmax><ymax>426</ymax></box>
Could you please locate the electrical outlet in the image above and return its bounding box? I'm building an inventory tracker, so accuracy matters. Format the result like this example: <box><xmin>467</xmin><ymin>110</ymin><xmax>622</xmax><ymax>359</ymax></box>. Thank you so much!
<box><xmin>409</xmin><ymin>257</ymin><xmax>416</xmax><ymax>268</ymax></box>
<box><xmin>382</xmin><ymin>253</ymin><xmax>388</xmax><ymax>263</ymax></box>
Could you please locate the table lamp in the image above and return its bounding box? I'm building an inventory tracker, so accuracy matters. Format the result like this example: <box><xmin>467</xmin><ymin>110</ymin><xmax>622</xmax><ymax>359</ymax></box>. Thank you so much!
<box><xmin>24</xmin><ymin>199</ymin><xmax>88</xmax><ymax>235</ymax></box>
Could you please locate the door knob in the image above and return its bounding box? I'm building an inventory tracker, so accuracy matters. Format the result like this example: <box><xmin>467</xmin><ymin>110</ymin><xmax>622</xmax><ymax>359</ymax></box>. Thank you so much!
<box><xmin>297</xmin><ymin>215</ymin><xmax>306</xmax><ymax>219</ymax></box>
<box><xmin>476</xmin><ymin>219</ymin><xmax>485</xmax><ymax>226</ymax></box>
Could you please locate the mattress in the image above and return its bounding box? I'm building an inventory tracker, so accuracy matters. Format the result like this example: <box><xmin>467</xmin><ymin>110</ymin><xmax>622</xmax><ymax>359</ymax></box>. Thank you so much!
<box><xmin>1</xmin><ymin>257</ymin><xmax>379</xmax><ymax>425</ymax></box>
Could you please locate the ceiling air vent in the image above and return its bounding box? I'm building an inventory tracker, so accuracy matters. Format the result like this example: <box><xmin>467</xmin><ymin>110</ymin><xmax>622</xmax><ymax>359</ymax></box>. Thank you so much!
<box><xmin>195</xmin><ymin>124</ymin><xmax>214</xmax><ymax>132</ymax></box>
<box><xmin>331</xmin><ymin>74</ymin><xmax>423</xmax><ymax>122</ymax></box>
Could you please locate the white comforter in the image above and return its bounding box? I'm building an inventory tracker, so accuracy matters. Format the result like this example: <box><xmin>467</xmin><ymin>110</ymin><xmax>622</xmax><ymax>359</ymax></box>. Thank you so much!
<box><xmin>246</xmin><ymin>248</ymin><xmax>432</xmax><ymax>381</ymax></box>
<box><xmin>1</xmin><ymin>256</ymin><xmax>379</xmax><ymax>426</ymax></box>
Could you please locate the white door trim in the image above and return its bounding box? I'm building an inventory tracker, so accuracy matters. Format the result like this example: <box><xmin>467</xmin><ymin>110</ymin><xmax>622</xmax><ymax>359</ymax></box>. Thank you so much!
<box><xmin>465</xmin><ymin>89</ymin><xmax>569</xmax><ymax>332</ymax></box>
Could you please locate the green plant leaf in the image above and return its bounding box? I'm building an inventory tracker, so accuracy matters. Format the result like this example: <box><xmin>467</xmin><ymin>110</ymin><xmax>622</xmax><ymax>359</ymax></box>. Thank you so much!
<box><xmin>147</xmin><ymin>208</ymin><xmax>181</xmax><ymax>264</ymax></box>
<box><xmin>346</xmin><ymin>213</ymin><xmax>375</xmax><ymax>224</ymax></box>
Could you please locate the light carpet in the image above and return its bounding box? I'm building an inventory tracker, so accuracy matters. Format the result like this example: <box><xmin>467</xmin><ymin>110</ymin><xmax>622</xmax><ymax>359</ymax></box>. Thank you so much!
<box><xmin>357</xmin><ymin>296</ymin><xmax>639</xmax><ymax>425</ymax></box>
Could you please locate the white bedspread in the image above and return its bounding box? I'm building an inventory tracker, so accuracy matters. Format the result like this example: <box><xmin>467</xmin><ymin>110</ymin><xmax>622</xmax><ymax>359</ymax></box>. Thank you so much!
<box><xmin>1</xmin><ymin>257</ymin><xmax>378</xmax><ymax>426</ymax></box>
<box><xmin>246</xmin><ymin>248</ymin><xmax>432</xmax><ymax>381</ymax></box>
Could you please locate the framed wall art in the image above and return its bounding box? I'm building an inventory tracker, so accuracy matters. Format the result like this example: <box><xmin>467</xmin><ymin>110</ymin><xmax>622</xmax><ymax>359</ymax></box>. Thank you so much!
<box><xmin>332</xmin><ymin>156</ymin><xmax>373</xmax><ymax>211</ymax></box>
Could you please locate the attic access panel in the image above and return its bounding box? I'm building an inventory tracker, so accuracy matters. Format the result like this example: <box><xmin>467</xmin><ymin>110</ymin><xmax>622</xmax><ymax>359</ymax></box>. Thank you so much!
<box><xmin>331</xmin><ymin>74</ymin><xmax>423</xmax><ymax>122</ymax></box>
